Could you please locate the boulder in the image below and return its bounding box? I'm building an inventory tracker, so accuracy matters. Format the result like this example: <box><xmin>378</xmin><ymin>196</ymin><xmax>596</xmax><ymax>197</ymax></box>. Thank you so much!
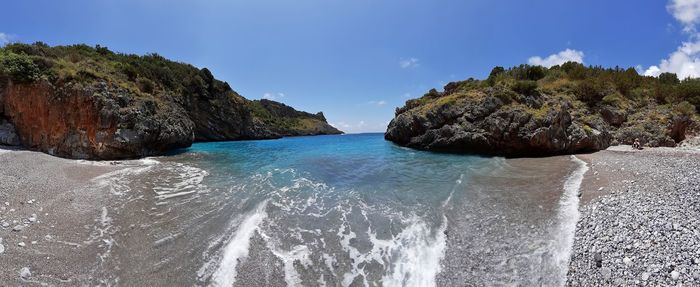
<box><xmin>0</xmin><ymin>119</ymin><xmax>20</xmax><ymax>146</ymax></box>
<box><xmin>600</xmin><ymin>107</ymin><xmax>627</xmax><ymax>127</ymax></box>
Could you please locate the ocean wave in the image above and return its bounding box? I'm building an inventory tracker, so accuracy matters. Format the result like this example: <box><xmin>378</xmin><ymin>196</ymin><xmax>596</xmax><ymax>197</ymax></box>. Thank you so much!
<box><xmin>552</xmin><ymin>155</ymin><xmax>588</xmax><ymax>285</ymax></box>
<box><xmin>209</xmin><ymin>201</ymin><xmax>269</xmax><ymax>287</ymax></box>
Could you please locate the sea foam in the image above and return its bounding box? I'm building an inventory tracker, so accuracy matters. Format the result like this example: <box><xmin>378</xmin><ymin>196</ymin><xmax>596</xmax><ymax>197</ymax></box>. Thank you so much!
<box><xmin>553</xmin><ymin>155</ymin><xmax>588</xmax><ymax>285</ymax></box>
<box><xmin>211</xmin><ymin>201</ymin><xmax>268</xmax><ymax>287</ymax></box>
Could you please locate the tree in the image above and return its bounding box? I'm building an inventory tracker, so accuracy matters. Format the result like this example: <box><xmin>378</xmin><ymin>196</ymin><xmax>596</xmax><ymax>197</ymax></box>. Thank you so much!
<box><xmin>659</xmin><ymin>72</ymin><xmax>680</xmax><ymax>85</ymax></box>
<box><xmin>489</xmin><ymin>66</ymin><xmax>505</xmax><ymax>78</ymax></box>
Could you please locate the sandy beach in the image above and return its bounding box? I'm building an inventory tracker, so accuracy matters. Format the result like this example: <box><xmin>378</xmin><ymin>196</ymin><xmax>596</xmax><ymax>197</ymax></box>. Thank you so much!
<box><xmin>0</xmin><ymin>147</ymin><xmax>121</xmax><ymax>285</ymax></box>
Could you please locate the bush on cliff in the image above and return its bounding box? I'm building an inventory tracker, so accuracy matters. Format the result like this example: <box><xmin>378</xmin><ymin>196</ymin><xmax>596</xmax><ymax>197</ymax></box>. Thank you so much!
<box><xmin>0</xmin><ymin>51</ymin><xmax>42</xmax><ymax>82</ymax></box>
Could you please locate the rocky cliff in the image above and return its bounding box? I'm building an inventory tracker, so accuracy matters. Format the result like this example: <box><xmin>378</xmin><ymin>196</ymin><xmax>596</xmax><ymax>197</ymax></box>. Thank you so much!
<box><xmin>386</xmin><ymin>63</ymin><xmax>699</xmax><ymax>157</ymax></box>
<box><xmin>0</xmin><ymin>43</ymin><xmax>341</xmax><ymax>159</ymax></box>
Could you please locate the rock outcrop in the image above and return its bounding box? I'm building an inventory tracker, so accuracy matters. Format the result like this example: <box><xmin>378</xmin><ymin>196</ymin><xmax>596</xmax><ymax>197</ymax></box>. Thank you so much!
<box><xmin>385</xmin><ymin>88</ymin><xmax>610</xmax><ymax>157</ymax></box>
<box><xmin>0</xmin><ymin>43</ymin><xmax>341</xmax><ymax>159</ymax></box>
<box><xmin>386</xmin><ymin>64</ymin><xmax>699</xmax><ymax>157</ymax></box>
<box><xmin>1</xmin><ymin>81</ymin><xmax>193</xmax><ymax>158</ymax></box>
<box><xmin>0</xmin><ymin>119</ymin><xmax>20</xmax><ymax>146</ymax></box>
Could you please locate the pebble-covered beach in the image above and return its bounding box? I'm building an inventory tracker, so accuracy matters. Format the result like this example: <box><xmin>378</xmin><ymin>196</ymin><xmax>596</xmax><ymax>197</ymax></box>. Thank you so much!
<box><xmin>568</xmin><ymin>147</ymin><xmax>700</xmax><ymax>286</ymax></box>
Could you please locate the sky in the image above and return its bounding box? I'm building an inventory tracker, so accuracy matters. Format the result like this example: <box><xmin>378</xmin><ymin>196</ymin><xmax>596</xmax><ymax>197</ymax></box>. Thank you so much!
<box><xmin>0</xmin><ymin>0</ymin><xmax>698</xmax><ymax>133</ymax></box>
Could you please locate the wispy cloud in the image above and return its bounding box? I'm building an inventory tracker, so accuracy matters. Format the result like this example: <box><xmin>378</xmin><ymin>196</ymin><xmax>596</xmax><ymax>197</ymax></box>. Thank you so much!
<box><xmin>527</xmin><ymin>49</ymin><xmax>585</xmax><ymax>68</ymax></box>
<box><xmin>367</xmin><ymin>100</ymin><xmax>387</xmax><ymax>106</ymax></box>
<box><xmin>262</xmin><ymin>92</ymin><xmax>286</xmax><ymax>100</ymax></box>
<box><xmin>399</xmin><ymin>58</ymin><xmax>419</xmax><ymax>69</ymax></box>
<box><xmin>644</xmin><ymin>0</ymin><xmax>700</xmax><ymax>78</ymax></box>
<box><xmin>0</xmin><ymin>32</ymin><xmax>12</xmax><ymax>46</ymax></box>
<box><xmin>668</xmin><ymin>0</ymin><xmax>700</xmax><ymax>32</ymax></box>
<box><xmin>329</xmin><ymin>120</ymin><xmax>385</xmax><ymax>133</ymax></box>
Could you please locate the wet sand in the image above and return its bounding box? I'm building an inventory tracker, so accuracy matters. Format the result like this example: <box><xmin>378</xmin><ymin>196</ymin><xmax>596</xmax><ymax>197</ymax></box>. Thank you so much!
<box><xmin>437</xmin><ymin>155</ymin><xmax>581</xmax><ymax>286</ymax></box>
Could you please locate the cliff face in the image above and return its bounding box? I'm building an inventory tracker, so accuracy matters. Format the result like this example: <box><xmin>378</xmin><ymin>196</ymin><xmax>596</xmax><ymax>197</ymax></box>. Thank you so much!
<box><xmin>0</xmin><ymin>43</ymin><xmax>341</xmax><ymax>159</ymax></box>
<box><xmin>1</xmin><ymin>81</ymin><xmax>194</xmax><ymax>159</ymax></box>
<box><xmin>247</xmin><ymin>99</ymin><xmax>342</xmax><ymax>137</ymax></box>
<box><xmin>386</xmin><ymin>64</ymin><xmax>699</xmax><ymax>157</ymax></box>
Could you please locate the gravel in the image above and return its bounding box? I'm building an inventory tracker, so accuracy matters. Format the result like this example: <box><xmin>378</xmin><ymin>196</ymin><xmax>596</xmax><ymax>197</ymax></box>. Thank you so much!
<box><xmin>567</xmin><ymin>148</ymin><xmax>700</xmax><ymax>286</ymax></box>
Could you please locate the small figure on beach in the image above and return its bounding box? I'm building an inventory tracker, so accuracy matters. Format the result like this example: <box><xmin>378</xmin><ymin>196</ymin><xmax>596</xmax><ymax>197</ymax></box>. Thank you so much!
<box><xmin>632</xmin><ymin>138</ymin><xmax>642</xmax><ymax>150</ymax></box>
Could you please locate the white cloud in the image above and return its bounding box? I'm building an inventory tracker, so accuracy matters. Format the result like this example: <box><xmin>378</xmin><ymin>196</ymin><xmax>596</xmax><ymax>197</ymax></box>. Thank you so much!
<box><xmin>644</xmin><ymin>38</ymin><xmax>700</xmax><ymax>78</ymax></box>
<box><xmin>262</xmin><ymin>92</ymin><xmax>286</xmax><ymax>100</ymax></box>
<box><xmin>367</xmin><ymin>100</ymin><xmax>387</xmax><ymax>106</ymax></box>
<box><xmin>644</xmin><ymin>0</ymin><xmax>700</xmax><ymax>79</ymax></box>
<box><xmin>0</xmin><ymin>33</ymin><xmax>10</xmax><ymax>45</ymax></box>
<box><xmin>527</xmin><ymin>49</ymin><xmax>585</xmax><ymax>68</ymax></box>
<box><xmin>668</xmin><ymin>0</ymin><xmax>700</xmax><ymax>32</ymax></box>
<box><xmin>329</xmin><ymin>120</ymin><xmax>385</xmax><ymax>133</ymax></box>
<box><xmin>330</xmin><ymin>122</ymin><xmax>352</xmax><ymax>129</ymax></box>
<box><xmin>399</xmin><ymin>58</ymin><xmax>419</xmax><ymax>68</ymax></box>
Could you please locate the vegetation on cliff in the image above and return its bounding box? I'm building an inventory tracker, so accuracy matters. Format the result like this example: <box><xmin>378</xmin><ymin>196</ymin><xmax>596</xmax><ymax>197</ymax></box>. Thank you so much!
<box><xmin>386</xmin><ymin>62</ymin><xmax>699</xmax><ymax>156</ymax></box>
<box><xmin>0</xmin><ymin>43</ymin><xmax>341</xmax><ymax>159</ymax></box>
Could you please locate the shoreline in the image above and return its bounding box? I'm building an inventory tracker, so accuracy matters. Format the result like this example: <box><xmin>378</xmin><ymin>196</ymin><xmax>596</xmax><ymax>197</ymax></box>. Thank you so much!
<box><xmin>2</xmin><ymin>144</ymin><xmax>700</xmax><ymax>285</ymax></box>
<box><xmin>568</xmin><ymin>146</ymin><xmax>700</xmax><ymax>285</ymax></box>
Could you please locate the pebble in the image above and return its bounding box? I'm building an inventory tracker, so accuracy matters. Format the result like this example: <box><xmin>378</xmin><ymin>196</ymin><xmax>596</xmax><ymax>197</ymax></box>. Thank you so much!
<box><xmin>12</xmin><ymin>225</ymin><xmax>24</xmax><ymax>232</ymax></box>
<box><xmin>19</xmin><ymin>267</ymin><xmax>31</xmax><ymax>280</ymax></box>
<box><xmin>28</xmin><ymin>214</ymin><xmax>37</xmax><ymax>223</ymax></box>
<box><xmin>594</xmin><ymin>252</ymin><xmax>603</xmax><ymax>268</ymax></box>
<box><xmin>601</xmin><ymin>267</ymin><xmax>612</xmax><ymax>280</ymax></box>
<box><xmin>671</xmin><ymin>270</ymin><xmax>680</xmax><ymax>280</ymax></box>
<box><xmin>17</xmin><ymin>242</ymin><xmax>25</xmax><ymax>247</ymax></box>
<box><xmin>567</xmin><ymin>152</ymin><xmax>700</xmax><ymax>285</ymax></box>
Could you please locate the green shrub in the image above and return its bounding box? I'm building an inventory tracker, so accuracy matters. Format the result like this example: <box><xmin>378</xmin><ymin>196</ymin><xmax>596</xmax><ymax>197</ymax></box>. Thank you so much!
<box><xmin>674</xmin><ymin>101</ymin><xmax>696</xmax><ymax>116</ymax></box>
<box><xmin>137</xmin><ymin>77</ymin><xmax>155</xmax><ymax>94</ymax></box>
<box><xmin>576</xmin><ymin>78</ymin><xmax>607</xmax><ymax>105</ymax></box>
<box><xmin>602</xmin><ymin>93</ymin><xmax>625</xmax><ymax>107</ymax></box>
<box><xmin>511</xmin><ymin>80</ymin><xmax>539</xmax><ymax>97</ymax></box>
<box><xmin>0</xmin><ymin>51</ymin><xmax>42</xmax><ymax>82</ymax></box>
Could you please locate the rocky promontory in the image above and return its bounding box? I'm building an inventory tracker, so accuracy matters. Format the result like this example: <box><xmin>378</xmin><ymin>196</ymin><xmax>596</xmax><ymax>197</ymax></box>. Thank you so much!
<box><xmin>0</xmin><ymin>43</ymin><xmax>341</xmax><ymax>159</ymax></box>
<box><xmin>386</xmin><ymin>63</ymin><xmax>699</xmax><ymax>156</ymax></box>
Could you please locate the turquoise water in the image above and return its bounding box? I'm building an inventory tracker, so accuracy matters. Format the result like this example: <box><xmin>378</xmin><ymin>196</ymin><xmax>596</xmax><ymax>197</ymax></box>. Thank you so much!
<box><xmin>102</xmin><ymin>133</ymin><xmax>583</xmax><ymax>286</ymax></box>
<box><xmin>191</xmin><ymin>133</ymin><xmax>493</xmax><ymax>286</ymax></box>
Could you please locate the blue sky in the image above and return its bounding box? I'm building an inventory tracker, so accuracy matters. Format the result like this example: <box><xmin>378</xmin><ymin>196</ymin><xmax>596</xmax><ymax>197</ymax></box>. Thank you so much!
<box><xmin>0</xmin><ymin>0</ymin><xmax>695</xmax><ymax>132</ymax></box>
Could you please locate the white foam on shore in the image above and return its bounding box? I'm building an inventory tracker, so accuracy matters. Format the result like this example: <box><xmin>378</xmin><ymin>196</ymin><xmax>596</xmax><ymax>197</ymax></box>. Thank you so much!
<box><xmin>267</xmin><ymin>244</ymin><xmax>313</xmax><ymax>286</ymax></box>
<box><xmin>211</xmin><ymin>201</ymin><xmax>268</xmax><ymax>287</ymax></box>
<box><xmin>380</xmin><ymin>217</ymin><xmax>448</xmax><ymax>287</ymax></box>
<box><xmin>91</xmin><ymin>158</ymin><xmax>161</xmax><ymax>195</ymax></box>
<box><xmin>152</xmin><ymin>163</ymin><xmax>209</xmax><ymax>202</ymax></box>
<box><xmin>553</xmin><ymin>155</ymin><xmax>589</xmax><ymax>285</ymax></box>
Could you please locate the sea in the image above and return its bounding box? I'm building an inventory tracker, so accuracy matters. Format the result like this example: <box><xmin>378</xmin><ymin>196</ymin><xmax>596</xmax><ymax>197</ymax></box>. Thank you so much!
<box><xmin>93</xmin><ymin>133</ymin><xmax>587</xmax><ymax>286</ymax></box>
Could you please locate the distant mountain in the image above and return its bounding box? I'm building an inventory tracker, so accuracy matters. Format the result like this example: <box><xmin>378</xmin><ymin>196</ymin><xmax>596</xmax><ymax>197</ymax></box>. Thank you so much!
<box><xmin>0</xmin><ymin>42</ymin><xmax>341</xmax><ymax>159</ymax></box>
<box><xmin>386</xmin><ymin>63</ymin><xmax>699</xmax><ymax>156</ymax></box>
